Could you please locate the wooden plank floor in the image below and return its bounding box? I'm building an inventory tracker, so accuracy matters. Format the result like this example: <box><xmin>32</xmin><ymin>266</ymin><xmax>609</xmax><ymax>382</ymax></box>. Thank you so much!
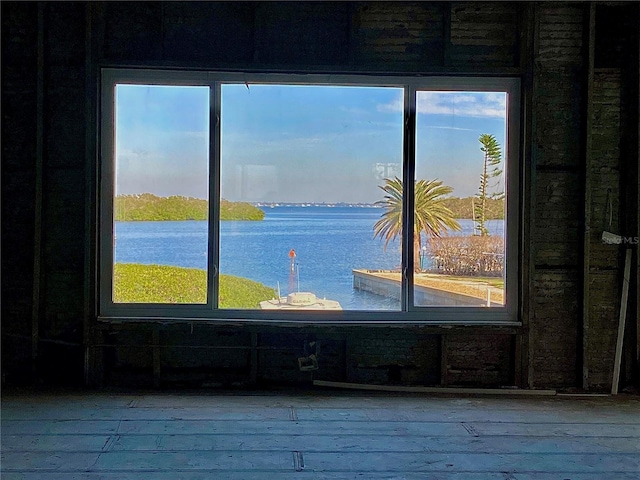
<box><xmin>2</xmin><ymin>390</ymin><xmax>639</xmax><ymax>479</ymax></box>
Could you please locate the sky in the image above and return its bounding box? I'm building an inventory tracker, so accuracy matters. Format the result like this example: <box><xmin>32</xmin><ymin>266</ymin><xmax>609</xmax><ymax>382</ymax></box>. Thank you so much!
<box><xmin>115</xmin><ymin>84</ymin><xmax>507</xmax><ymax>203</ymax></box>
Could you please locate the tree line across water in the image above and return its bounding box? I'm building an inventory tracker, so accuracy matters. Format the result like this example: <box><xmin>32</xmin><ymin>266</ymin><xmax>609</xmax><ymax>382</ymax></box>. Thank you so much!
<box><xmin>114</xmin><ymin>194</ymin><xmax>265</xmax><ymax>221</ymax></box>
<box><xmin>114</xmin><ymin>193</ymin><xmax>503</xmax><ymax>222</ymax></box>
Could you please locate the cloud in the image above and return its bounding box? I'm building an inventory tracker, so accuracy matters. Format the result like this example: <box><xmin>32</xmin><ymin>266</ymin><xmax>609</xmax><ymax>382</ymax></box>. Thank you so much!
<box><xmin>247</xmin><ymin>135</ymin><xmax>329</xmax><ymax>151</ymax></box>
<box><xmin>425</xmin><ymin>126</ymin><xmax>475</xmax><ymax>131</ymax></box>
<box><xmin>116</xmin><ymin>148</ymin><xmax>149</xmax><ymax>164</ymax></box>
<box><xmin>419</xmin><ymin>92</ymin><xmax>506</xmax><ymax>118</ymax></box>
<box><xmin>378</xmin><ymin>92</ymin><xmax>507</xmax><ymax>118</ymax></box>
<box><xmin>339</xmin><ymin>106</ymin><xmax>370</xmax><ymax>115</ymax></box>
<box><xmin>377</xmin><ymin>95</ymin><xmax>403</xmax><ymax>114</ymax></box>
<box><xmin>224</xmin><ymin>127</ymin><xmax>396</xmax><ymax>156</ymax></box>
<box><xmin>352</xmin><ymin>120</ymin><xmax>400</xmax><ymax>129</ymax></box>
<box><xmin>181</xmin><ymin>131</ymin><xmax>208</xmax><ymax>139</ymax></box>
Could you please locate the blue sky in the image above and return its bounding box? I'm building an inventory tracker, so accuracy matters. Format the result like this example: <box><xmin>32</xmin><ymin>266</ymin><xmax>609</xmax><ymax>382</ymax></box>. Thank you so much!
<box><xmin>115</xmin><ymin>84</ymin><xmax>506</xmax><ymax>202</ymax></box>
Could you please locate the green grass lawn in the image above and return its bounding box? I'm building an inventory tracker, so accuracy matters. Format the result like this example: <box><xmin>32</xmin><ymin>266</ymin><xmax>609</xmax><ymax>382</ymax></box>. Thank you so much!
<box><xmin>427</xmin><ymin>273</ymin><xmax>504</xmax><ymax>289</ymax></box>
<box><xmin>113</xmin><ymin>263</ymin><xmax>276</xmax><ymax>308</ymax></box>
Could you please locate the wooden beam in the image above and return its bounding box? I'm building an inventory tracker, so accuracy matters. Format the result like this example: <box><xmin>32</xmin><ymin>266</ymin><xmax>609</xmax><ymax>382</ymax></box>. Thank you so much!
<box><xmin>519</xmin><ymin>1</ymin><xmax>536</xmax><ymax>390</ymax></box>
<box><xmin>523</xmin><ymin>1</ymin><xmax>541</xmax><ymax>390</ymax></box>
<box><xmin>612</xmin><ymin>248</ymin><xmax>632</xmax><ymax>394</ymax></box>
<box><xmin>83</xmin><ymin>0</ymin><xmax>95</xmax><ymax>387</ymax></box>
<box><xmin>636</xmin><ymin>4</ymin><xmax>640</xmax><ymax>384</ymax></box>
<box><xmin>31</xmin><ymin>1</ymin><xmax>45</xmax><ymax>382</ymax></box>
<box><xmin>582</xmin><ymin>2</ymin><xmax>596</xmax><ymax>391</ymax></box>
<box><xmin>313</xmin><ymin>380</ymin><xmax>557</xmax><ymax>396</ymax></box>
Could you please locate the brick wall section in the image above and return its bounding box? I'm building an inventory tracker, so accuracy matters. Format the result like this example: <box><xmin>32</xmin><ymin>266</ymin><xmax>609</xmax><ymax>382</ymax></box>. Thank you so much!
<box><xmin>534</xmin><ymin>172</ymin><xmax>581</xmax><ymax>267</ymax></box>
<box><xmin>585</xmin><ymin>69</ymin><xmax>622</xmax><ymax>390</ymax></box>
<box><xmin>586</xmin><ymin>273</ymin><xmax>620</xmax><ymax>388</ymax></box>
<box><xmin>162</xmin><ymin>2</ymin><xmax>254</xmax><ymax>64</ymax></box>
<box><xmin>254</xmin><ymin>3</ymin><xmax>350</xmax><ymax>66</ymax></box>
<box><xmin>531</xmin><ymin>271</ymin><xmax>580</xmax><ymax>386</ymax></box>
<box><xmin>536</xmin><ymin>4</ymin><xmax>584</xmax><ymax>66</ymax></box>
<box><xmin>161</xmin><ymin>328</ymin><xmax>253</xmax><ymax>387</ymax></box>
<box><xmin>314</xmin><ymin>334</ymin><xmax>347</xmax><ymax>383</ymax></box>
<box><xmin>533</xmin><ymin>71</ymin><xmax>584</xmax><ymax>169</ymax></box>
<box><xmin>346</xmin><ymin>330</ymin><xmax>440</xmax><ymax>385</ymax></box>
<box><xmin>448</xmin><ymin>2</ymin><xmax>518</xmax><ymax>67</ymax></box>
<box><xmin>103</xmin><ymin>329</ymin><xmax>154</xmax><ymax>387</ymax></box>
<box><xmin>444</xmin><ymin>334</ymin><xmax>512</xmax><ymax>386</ymax></box>
<box><xmin>103</xmin><ymin>2</ymin><xmax>163</xmax><ymax>63</ymax></box>
<box><xmin>352</xmin><ymin>2</ymin><xmax>444</xmax><ymax>68</ymax></box>
<box><xmin>160</xmin><ymin>328</ymin><xmax>252</xmax><ymax>370</ymax></box>
<box><xmin>39</xmin><ymin>4</ymin><xmax>87</xmax><ymax>382</ymax></box>
<box><xmin>529</xmin><ymin>3</ymin><xmax>585</xmax><ymax>388</ymax></box>
<box><xmin>1</xmin><ymin>2</ymin><xmax>38</xmax><ymax>382</ymax></box>
<box><xmin>257</xmin><ymin>331</ymin><xmax>315</xmax><ymax>385</ymax></box>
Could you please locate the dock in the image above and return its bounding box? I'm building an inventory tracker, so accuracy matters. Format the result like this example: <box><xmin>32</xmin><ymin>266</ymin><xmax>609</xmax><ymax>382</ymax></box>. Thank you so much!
<box><xmin>352</xmin><ymin>269</ymin><xmax>504</xmax><ymax>307</ymax></box>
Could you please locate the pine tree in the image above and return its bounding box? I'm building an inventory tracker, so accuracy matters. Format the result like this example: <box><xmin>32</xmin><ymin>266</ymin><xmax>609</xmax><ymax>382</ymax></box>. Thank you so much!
<box><xmin>474</xmin><ymin>134</ymin><xmax>503</xmax><ymax>236</ymax></box>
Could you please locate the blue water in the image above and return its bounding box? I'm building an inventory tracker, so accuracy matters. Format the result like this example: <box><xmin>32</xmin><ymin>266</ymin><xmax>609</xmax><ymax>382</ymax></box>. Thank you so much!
<box><xmin>114</xmin><ymin>207</ymin><xmax>503</xmax><ymax>310</ymax></box>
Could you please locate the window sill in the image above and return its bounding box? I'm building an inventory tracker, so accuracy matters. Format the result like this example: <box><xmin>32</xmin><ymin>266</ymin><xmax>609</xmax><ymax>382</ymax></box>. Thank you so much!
<box><xmin>97</xmin><ymin>315</ymin><xmax>522</xmax><ymax>329</ymax></box>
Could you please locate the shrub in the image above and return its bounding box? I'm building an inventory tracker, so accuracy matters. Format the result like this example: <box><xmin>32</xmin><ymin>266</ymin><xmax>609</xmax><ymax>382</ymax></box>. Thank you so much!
<box><xmin>428</xmin><ymin>235</ymin><xmax>504</xmax><ymax>277</ymax></box>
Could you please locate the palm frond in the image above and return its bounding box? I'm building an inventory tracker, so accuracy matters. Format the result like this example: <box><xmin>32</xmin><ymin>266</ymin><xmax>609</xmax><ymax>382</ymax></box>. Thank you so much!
<box><xmin>373</xmin><ymin>177</ymin><xmax>461</xmax><ymax>252</ymax></box>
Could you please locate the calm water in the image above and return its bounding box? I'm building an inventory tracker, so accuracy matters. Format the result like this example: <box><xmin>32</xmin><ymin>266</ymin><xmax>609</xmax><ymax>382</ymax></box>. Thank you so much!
<box><xmin>114</xmin><ymin>207</ymin><xmax>503</xmax><ymax>309</ymax></box>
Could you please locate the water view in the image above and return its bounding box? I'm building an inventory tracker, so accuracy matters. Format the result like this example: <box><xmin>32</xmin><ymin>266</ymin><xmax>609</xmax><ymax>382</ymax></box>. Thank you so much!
<box><xmin>109</xmin><ymin>82</ymin><xmax>510</xmax><ymax>311</ymax></box>
<box><xmin>114</xmin><ymin>206</ymin><xmax>503</xmax><ymax>310</ymax></box>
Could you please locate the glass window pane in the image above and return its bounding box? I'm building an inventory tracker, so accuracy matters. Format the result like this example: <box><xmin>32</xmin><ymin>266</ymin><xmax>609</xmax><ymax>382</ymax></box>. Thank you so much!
<box><xmin>219</xmin><ymin>84</ymin><xmax>404</xmax><ymax>311</ymax></box>
<box><xmin>112</xmin><ymin>84</ymin><xmax>210</xmax><ymax>304</ymax></box>
<box><xmin>414</xmin><ymin>91</ymin><xmax>507</xmax><ymax>307</ymax></box>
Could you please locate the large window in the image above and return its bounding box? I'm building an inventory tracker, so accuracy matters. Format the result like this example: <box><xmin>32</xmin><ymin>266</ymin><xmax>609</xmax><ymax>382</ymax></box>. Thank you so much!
<box><xmin>100</xmin><ymin>70</ymin><xmax>519</xmax><ymax>323</ymax></box>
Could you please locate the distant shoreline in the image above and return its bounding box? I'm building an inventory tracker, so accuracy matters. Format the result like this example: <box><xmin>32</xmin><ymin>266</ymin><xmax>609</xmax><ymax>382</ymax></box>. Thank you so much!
<box><xmin>252</xmin><ymin>198</ymin><xmax>504</xmax><ymax>219</ymax></box>
<box><xmin>253</xmin><ymin>202</ymin><xmax>381</xmax><ymax>208</ymax></box>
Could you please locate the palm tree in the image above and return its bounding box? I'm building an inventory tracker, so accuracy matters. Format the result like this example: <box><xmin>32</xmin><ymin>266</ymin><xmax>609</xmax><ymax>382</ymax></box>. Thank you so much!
<box><xmin>373</xmin><ymin>177</ymin><xmax>461</xmax><ymax>271</ymax></box>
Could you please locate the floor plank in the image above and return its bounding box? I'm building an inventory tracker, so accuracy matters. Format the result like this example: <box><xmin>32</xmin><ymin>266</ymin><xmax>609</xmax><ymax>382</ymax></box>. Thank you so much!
<box><xmin>2</xmin><ymin>390</ymin><xmax>639</xmax><ymax>478</ymax></box>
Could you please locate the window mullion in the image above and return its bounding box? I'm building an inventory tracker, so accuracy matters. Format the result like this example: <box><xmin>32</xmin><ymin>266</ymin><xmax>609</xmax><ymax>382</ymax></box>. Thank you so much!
<box><xmin>99</xmin><ymin>75</ymin><xmax>116</xmax><ymax>315</ymax></box>
<box><xmin>402</xmin><ymin>85</ymin><xmax>417</xmax><ymax>311</ymax></box>
<box><xmin>209</xmin><ymin>82</ymin><xmax>221</xmax><ymax>310</ymax></box>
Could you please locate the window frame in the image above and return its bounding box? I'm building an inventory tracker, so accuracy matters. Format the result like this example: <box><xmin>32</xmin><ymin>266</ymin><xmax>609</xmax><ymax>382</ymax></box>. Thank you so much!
<box><xmin>99</xmin><ymin>68</ymin><xmax>520</xmax><ymax>325</ymax></box>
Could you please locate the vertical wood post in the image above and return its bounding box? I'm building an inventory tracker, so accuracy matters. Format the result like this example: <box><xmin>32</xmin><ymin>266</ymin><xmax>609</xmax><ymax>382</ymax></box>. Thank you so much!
<box><xmin>83</xmin><ymin>0</ymin><xmax>95</xmax><ymax>387</ymax></box>
<box><xmin>32</xmin><ymin>2</ymin><xmax>45</xmax><ymax>382</ymax></box>
<box><xmin>636</xmin><ymin>5</ymin><xmax>640</xmax><ymax>388</ymax></box>
<box><xmin>582</xmin><ymin>3</ymin><xmax>596</xmax><ymax>391</ymax></box>
<box><xmin>519</xmin><ymin>1</ymin><xmax>536</xmax><ymax>389</ymax></box>
<box><xmin>524</xmin><ymin>2</ymin><xmax>540</xmax><ymax>389</ymax></box>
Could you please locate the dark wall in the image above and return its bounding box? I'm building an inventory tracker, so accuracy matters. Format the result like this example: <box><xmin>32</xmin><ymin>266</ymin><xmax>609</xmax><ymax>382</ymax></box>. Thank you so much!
<box><xmin>2</xmin><ymin>1</ymin><xmax>638</xmax><ymax>391</ymax></box>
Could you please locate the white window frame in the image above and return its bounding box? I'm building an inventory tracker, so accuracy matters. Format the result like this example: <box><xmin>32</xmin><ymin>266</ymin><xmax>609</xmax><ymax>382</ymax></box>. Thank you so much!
<box><xmin>99</xmin><ymin>68</ymin><xmax>520</xmax><ymax>325</ymax></box>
